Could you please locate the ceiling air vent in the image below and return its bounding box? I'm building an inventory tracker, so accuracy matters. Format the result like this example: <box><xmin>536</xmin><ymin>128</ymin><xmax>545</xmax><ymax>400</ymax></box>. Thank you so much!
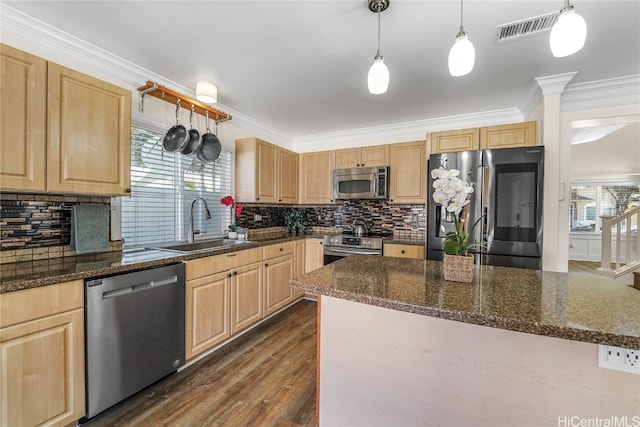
<box><xmin>495</xmin><ymin>12</ymin><xmax>558</xmax><ymax>43</ymax></box>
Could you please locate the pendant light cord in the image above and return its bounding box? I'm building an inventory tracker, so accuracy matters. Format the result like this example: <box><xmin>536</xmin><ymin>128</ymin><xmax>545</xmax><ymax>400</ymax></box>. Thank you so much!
<box><xmin>376</xmin><ymin>8</ymin><xmax>382</xmax><ymax>57</ymax></box>
<box><xmin>458</xmin><ymin>0</ymin><xmax>467</xmax><ymax>36</ymax></box>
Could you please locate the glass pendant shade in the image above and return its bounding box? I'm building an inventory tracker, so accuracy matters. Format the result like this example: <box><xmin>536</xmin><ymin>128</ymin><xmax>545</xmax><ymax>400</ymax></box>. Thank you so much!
<box><xmin>448</xmin><ymin>34</ymin><xmax>475</xmax><ymax>77</ymax></box>
<box><xmin>368</xmin><ymin>56</ymin><xmax>389</xmax><ymax>94</ymax></box>
<box><xmin>195</xmin><ymin>80</ymin><xmax>218</xmax><ymax>104</ymax></box>
<box><xmin>549</xmin><ymin>8</ymin><xmax>587</xmax><ymax>57</ymax></box>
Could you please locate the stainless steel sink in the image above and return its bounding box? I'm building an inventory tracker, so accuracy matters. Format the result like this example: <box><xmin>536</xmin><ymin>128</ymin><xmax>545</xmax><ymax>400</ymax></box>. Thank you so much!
<box><xmin>150</xmin><ymin>238</ymin><xmax>250</xmax><ymax>254</ymax></box>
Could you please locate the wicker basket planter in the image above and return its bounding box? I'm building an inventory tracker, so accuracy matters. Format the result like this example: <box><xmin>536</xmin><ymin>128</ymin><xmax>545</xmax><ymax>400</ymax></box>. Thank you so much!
<box><xmin>443</xmin><ymin>254</ymin><xmax>474</xmax><ymax>283</ymax></box>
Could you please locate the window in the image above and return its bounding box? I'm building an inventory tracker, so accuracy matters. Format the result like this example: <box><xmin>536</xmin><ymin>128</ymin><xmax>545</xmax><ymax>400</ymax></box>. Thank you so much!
<box><xmin>121</xmin><ymin>126</ymin><xmax>232</xmax><ymax>247</ymax></box>
<box><xmin>570</xmin><ymin>184</ymin><xmax>639</xmax><ymax>232</ymax></box>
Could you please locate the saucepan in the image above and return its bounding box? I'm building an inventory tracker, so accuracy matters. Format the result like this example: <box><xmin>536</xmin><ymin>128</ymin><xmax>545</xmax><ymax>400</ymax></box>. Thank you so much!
<box><xmin>196</xmin><ymin>111</ymin><xmax>221</xmax><ymax>163</ymax></box>
<box><xmin>180</xmin><ymin>105</ymin><xmax>201</xmax><ymax>155</ymax></box>
<box><xmin>163</xmin><ymin>100</ymin><xmax>189</xmax><ymax>152</ymax></box>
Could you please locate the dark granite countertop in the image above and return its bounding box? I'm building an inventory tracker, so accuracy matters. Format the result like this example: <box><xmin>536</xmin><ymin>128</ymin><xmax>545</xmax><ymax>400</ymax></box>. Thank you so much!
<box><xmin>290</xmin><ymin>255</ymin><xmax>640</xmax><ymax>349</ymax></box>
<box><xmin>1</xmin><ymin>232</ymin><xmax>314</xmax><ymax>294</ymax></box>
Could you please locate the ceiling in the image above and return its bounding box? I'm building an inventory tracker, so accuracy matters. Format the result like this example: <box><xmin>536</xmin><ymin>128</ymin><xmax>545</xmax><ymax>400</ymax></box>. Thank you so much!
<box><xmin>4</xmin><ymin>1</ymin><xmax>640</xmax><ymax>140</ymax></box>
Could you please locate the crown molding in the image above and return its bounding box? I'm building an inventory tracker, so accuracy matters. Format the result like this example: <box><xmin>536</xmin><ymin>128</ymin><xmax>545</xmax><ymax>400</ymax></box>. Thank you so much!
<box><xmin>561</xmin><ymin>75</ymin><xmax>640</xmax><ymax>112</ymax></box>
<box><xmin>520</xmin><ymin>81</ymin><xmax>543</xmax><ymax>120</ymax></box>
<box><xmin>0</xmin><ymin>4</ymin><xmax>294</xmax><ymax>147</ymax></box>
<box><xmin>293</xmin><ymin>108</ymin><xmax>524</xmax><ymax>152</ymax></box>
<box><xmin>535</xmin><ymin>72</ymin><xmax>578</xmax><ymax>96</ymax></box>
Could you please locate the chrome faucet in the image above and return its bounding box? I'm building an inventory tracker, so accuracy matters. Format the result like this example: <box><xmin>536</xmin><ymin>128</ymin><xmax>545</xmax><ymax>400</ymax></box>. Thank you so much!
<box><xmin>189</xmin><ymin>197</ymin><xmax>212</xmax><ymax>243</ymax></box>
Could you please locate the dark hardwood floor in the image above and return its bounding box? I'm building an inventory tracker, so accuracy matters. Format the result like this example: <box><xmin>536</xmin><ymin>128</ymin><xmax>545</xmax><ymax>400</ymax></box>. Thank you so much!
<box><xmin>83</xmin><ymin>300</ymin><xmax>318</xmax><ymax>427</ymax></box>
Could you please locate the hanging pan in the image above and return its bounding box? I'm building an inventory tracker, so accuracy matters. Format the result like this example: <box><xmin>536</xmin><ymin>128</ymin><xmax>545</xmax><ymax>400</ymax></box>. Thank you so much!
<box><xmin>163</xmin><ymin>99</ymin><xmax>189</xmax><ymax>152</ymax></box>
<box><xmin>197</xmin><ymin>111</ymin><xmax>221</xmax><ymax>163</ymax></box>
<box><xmin>180</xmin><ymin>105</ymin><xmax>202</xmax><ymax>155</ymax></box>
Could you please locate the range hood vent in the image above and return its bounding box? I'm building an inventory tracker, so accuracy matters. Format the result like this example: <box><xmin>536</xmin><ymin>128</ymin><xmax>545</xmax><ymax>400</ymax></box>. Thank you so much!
<box><xmin>495</xmin><ymin>12</ymin><xmax>558</xmax><ymax>43</ymax></box>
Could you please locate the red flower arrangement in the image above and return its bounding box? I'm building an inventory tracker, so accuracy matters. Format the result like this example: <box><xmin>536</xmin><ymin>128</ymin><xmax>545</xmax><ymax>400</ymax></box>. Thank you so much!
<box><xmin>221</xmin><ymin>195</ymin><xmax>243</xmax><ymax>232</ymax></box>
<box><xmin>221</xmin><ymin>195</ymin><xmax>243</xmax><ymax>218</ymax></box>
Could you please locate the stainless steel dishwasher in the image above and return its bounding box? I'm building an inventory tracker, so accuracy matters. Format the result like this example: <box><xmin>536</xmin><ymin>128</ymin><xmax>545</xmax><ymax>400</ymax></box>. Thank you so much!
<box><xmin>85</xmin><ymin>262</ymin><xmax>185</xmax><ymax>419</ymax></box>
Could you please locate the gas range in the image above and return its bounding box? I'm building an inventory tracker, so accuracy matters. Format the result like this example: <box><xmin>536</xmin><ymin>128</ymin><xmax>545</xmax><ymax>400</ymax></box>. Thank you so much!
<box><xmin>322</xmin><ymin>231</ymin><xmax>393</xmax><ymax>257</ymax></box>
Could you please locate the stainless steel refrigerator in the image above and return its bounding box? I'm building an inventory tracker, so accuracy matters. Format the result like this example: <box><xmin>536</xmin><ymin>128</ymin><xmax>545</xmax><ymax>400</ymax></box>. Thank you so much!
<box><xmin>427</xmin><ymin>146</ymin><xmax>544</xmax><ymax>269</ymax></box>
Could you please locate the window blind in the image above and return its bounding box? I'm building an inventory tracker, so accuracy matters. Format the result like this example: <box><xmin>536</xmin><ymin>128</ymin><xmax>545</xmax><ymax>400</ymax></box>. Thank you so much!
<box><xmin>121</xmin><ymin>127</ymin><xmax>232</xmax><ymax>247</ymax></box>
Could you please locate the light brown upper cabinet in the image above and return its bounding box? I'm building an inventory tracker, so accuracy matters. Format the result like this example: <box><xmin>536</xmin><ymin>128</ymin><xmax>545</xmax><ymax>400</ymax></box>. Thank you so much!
<box><xmin>1</xmin><ymin>44</ymin><xmax>47</xmax><ymax>192</ymax></box>
<box><xmin>427</xmin><ymin>127</ymin><xmax>480</xmax><ymax>154</ymax></box>
<box><xmin>299</xmin><ymin>150</ymin><xmax>335</xmax><ymax>204</ymax></box>
<box><xmin>480</xmin><ymin>121</ymin><xmax>538</xmax><ymax>149</ymax></box>
<box><xmin>1</xmin><ymin>45</ymin><xmax>132</xmax><ymax>196</ymax></box>
<box><xmin>235</xmin><ymin>137</ymin><xmax>298</xmax><ymax>203</ymax></box>
<box><xmin>427</xmin><ymin>121</ymin><xmax>539</xmax><ymax>154</ymax></box>
<box><xmin>47</xmin><ymin>63</ymin><xmax>131</xmax><ymax>195</ymax></box>
<box><xmin>389</xmin><ymin>141</ymin><xmax>426</xmax><ymax>204</ymax></box>
<box><xmin>335</xmin><ymin>145</ymin><xmax>389</xmax><ymax>169</ymax></box>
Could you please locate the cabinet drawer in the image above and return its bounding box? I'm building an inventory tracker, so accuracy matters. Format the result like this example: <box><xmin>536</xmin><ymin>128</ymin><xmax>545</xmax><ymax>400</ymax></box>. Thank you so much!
<box><xmin>383</xmin><ymin>244</ymin><xmax>425</xmax><ymax>259</ymax></box>
<box><xmin>186</xmin><ymin>247</ymin><xmax>263</xmax><ymax>279</ymax></box>
<box><xmin>263</xmin><ymin>241</ymin><xmax>295</xmax><ymax>259</ymax></box>
<box><xmin>0</xmin><ymin>280</ymin><xmax>84</xmax><ymax>328</ymax></box>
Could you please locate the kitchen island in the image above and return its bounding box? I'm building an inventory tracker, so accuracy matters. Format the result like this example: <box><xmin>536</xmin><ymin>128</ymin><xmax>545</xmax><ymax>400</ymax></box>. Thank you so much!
<box><xmin>290</xmin><ymin>256</ymin><xmax>640</xmax><ymax>426</ymax></box>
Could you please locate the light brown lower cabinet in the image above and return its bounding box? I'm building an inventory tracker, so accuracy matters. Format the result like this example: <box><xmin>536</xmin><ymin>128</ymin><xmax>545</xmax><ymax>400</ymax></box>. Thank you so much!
<box><xmin>185</xmin><ymin>248</ymin><xmax>262</xmax><ymax>360</ymax></box>
<box><xmin>293</xmin><ymin>239</ymin><xmax>306</xmax><ymax>297</ymax></box>
<box><xmin>186</xmin><ymin>270</ymin><xmax>231</xmax><ymax>360</ymax></box>
<box><xmin>230</xmin><ymin>261</ymin><xmax>264</xmax><ymax>334</ymax></box>
<box><xmin>0</xmin><ymin>280</ymin><xmax>85</xmax><ymax>427</ymax></box>
<box><xmin>305</xmin><ymin>238</ymin><xmax>324</xmax><ymax>273</ymax></box>
<box><xmin>383</xmin><ymin>243</ymin><xmax>425</xmax><ymax>259</ymax></box>
<box><xmin>263</xmin><ymin>242</ymin><xmax>295</xmax><ymax>316</ymax></box>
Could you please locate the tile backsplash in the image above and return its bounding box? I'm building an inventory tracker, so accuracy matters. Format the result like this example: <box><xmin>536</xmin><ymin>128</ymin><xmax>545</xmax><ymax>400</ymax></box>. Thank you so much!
<box><xmin>0</xmin><ymin>193</ymin><xmax>119</xmax><ymax>264</ymax></box>
<box><xmin>1</xmin><ymin>193</ymin><xmax>424</xmax><ymax>264</ymax></box>
<box><xmin>237</xmin><ymin>200</ymin><xmax>425</xmax><ymax>239</ymax></box>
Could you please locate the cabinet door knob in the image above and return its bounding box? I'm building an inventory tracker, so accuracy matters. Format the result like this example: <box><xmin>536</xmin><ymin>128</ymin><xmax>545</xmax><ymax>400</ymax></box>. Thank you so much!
<box><xmin>279</xmin><ymin>248</ymin><xmax>283</xmax><ymax>251</ymax></box>
<box><xmin>265</xmin><ymin>263</ymin><xmax>269</xmax><ymax>267</ymax></box>
<box><xmin>227</xmin><ymin>273</ymin><xmax>232</xmax><ymax>278</ymax></box>
<box><xmin>125</xmin><ymin>188</ymin><xmax>131</xmax><ymax>193</ymax></box>
<box><xmin>401</xmin><ymin>250</ymin><xmax>405</xmax><ymax>254</ymax></box>
<box><xmin>233</xmin><ymin>271</ymin><xmax>237</xmax><ymax>276</ymax></box>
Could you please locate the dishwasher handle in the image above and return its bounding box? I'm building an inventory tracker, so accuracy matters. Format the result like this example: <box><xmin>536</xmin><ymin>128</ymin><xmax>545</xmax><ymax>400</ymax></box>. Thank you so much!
<box><xmin>101</xmin><ymin>274</ymin><xmax>179</xmax><ymax>299</ymax></box>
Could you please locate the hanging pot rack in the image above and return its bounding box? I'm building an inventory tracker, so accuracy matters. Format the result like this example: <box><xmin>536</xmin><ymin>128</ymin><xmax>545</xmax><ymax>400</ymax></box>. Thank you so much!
<box><xmin>136</xmin><ymin>80</ymin><xmax>231</xmax><ymax>122</ymax></box>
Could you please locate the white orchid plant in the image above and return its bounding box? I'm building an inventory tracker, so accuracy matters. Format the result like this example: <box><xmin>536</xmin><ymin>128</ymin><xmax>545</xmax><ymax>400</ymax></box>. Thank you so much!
<box><xmin>431</xmin><ymin>167</ymin><xmax>484</xmax><ymax>256</ymax></box>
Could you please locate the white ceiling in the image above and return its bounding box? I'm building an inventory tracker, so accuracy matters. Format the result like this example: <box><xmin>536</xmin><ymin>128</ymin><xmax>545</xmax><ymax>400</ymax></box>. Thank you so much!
<box><xmin>4</xmin><ymin>1</ymin><xmax>640</xmax><ymax>140</ymax></box>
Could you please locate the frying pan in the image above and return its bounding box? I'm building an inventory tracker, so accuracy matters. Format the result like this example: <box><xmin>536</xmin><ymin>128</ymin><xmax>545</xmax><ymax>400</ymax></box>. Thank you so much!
<box><xmin>180</xmin><ymin>105</ymin><xmax>201</xmax><ymax>155</ymax></box>
<box><xmin>163</xmin><ymin>100</ymin><xmax>189</xmax><ymax>152</ymax></box>
<box><xmin>197</xmin><ymin>111</ymin><xmax>221</xmax><ymax>163</ymax></box>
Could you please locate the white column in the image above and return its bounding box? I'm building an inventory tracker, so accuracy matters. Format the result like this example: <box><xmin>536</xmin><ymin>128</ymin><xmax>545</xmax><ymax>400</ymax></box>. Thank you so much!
<box><xmin>535</xmin><ymin>72</ymin><xmax>577</xmax><ymax>272</ymax></box>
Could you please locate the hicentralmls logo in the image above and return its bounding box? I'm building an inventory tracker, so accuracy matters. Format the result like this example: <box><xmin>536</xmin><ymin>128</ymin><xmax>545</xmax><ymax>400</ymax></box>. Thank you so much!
<box><xmin>557</xmin><ymin>416</ymin><xmax>640</xmax><ymax>427</ymax></box>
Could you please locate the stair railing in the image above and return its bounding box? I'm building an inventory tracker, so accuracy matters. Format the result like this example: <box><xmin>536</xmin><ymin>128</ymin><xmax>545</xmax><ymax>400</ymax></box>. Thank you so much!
<box><xmin>599</xmin><ymin>206</ymin><xmax>640</xmax><ymax>278</ymax></box>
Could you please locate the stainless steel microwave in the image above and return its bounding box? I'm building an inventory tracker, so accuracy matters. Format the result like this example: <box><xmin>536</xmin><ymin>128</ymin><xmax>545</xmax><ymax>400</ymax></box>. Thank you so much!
<box><xmin>333</xmin><ymin>166</ymin><xmax>389</xmax><ymax>200</ymax></box>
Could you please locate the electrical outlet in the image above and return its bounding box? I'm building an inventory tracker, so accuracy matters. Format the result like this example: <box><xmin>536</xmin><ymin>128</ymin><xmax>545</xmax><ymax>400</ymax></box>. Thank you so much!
<box><xmin>598</xmin><ymin>345</ymin><xmax>640</xmax><ymax>374</ymax></box>
<box><xmin>253</xmin><ymin>214</ymin><xmax>262</xmax><ymax>222</ymax></box>
<box><xmin>411</xmin><ymin>213</ymin><xmax>419</xmax><ymax>224</ymax></box>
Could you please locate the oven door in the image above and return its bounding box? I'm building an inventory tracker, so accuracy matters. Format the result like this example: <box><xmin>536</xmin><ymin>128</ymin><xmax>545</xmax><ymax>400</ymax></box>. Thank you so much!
<box><xmin>323</xmin><ymin>246</ymin><xmax>382</xmax><ymax>265</ymax></box>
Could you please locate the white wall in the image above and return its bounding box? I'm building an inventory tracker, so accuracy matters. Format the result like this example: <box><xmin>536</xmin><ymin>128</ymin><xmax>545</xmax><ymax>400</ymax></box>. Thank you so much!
<box><xmin>571</xmin><ymin>122</ymin><xmax>640</xmax><ymax>182</ymax></box>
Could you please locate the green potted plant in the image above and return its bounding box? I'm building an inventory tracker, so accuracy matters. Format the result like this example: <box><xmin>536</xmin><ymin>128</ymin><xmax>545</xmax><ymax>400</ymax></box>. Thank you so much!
<box><xmin>283</xmin><ymin>208</ymin><xmax>311</xmax><ymax>236</ymax></box>
<box><xmin>431</xmin><ymin>167</ymin><xmax>484</xmax><ymax>282</ymax></box>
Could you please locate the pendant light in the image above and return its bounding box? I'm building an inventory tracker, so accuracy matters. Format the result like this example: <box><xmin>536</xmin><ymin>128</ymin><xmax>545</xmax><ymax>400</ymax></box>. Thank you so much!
<box><xmin>448</xmin><ymin>0</ymin><xmax>475</xmax><ymax>77</ymax></box>
<box><xmin>367</xmin><ymin>0</ymin><xmax>390</xmax><ymax>95</ymax></box>
<box><xmin>549</xmin><ymin>0</ymin><xmax>587</xmax><ymax>58</ymax></box>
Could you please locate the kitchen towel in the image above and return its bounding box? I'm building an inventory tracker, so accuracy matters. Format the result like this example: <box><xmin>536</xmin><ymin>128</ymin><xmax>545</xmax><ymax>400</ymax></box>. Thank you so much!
<box><xmin>71</xmin><ymin>204</ymin><xmax>110</xmax><ymax>255</ymax></box>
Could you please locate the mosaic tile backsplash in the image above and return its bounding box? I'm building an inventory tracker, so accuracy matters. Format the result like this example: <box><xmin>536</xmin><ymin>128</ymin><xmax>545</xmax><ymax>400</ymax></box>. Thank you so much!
<box><xmin>1</xmin><ymin>192</ymin><xmax>425</xmax><ymax>263</ymax></box>
<box><xmin>0</xmin><ymin>193</ymin><xmax>117</xmax><ymax>263</ymax></box>
<box><xmin>236</xmin><ymin>200</ymin><xmax>426</xmax><ymax>238</ymax></box>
